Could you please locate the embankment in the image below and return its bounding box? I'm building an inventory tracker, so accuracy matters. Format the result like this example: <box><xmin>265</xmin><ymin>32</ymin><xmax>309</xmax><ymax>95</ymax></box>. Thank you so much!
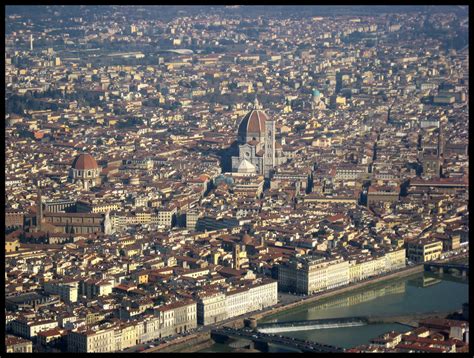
<box><xmin>143</xmin><ymin>332</ymin><xmax>212</xmax><ymax>353</ymax></box>
<box><xmin>251</xmin><ymin>264</ymin><xmax>424</xmax><ymax>322</ymax></box>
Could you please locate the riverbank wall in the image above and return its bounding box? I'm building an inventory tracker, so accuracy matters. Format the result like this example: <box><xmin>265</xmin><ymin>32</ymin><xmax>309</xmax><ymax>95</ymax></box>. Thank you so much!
<box><xmin>250</xmin><ymin>264</ymin><xmax>424</xmax><ymax>322</ymax></box>
<box><xmin>149</xmin><ymin>259</ymin><xmax>464</xmax><ymax>352</ymax></box>
<box><xmin>143</xmin><ymin>332</ymin><xmax>212</xmax><ymax>353</ymax></box>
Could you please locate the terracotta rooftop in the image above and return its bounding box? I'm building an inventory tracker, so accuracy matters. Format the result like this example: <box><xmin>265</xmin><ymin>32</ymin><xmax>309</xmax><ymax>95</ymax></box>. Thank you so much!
<box><xmin>71</xmin><ymin>153</ymin><xmax>99</xmax><ymax>170</ymax></box>
<box><xmin>238</xmin><ymin>109</ymin><xmax>269</xmax><ymax>138</ymax></box>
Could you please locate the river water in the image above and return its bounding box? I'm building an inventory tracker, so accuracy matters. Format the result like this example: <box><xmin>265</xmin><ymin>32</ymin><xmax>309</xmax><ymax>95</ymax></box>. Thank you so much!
<box><xmin>200</xmin><ymin>270</ymin><xmax>468</xmax><ymax>351</ymax></box>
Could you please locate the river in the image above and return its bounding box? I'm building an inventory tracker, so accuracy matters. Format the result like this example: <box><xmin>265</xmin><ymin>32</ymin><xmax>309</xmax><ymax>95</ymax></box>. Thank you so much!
<box><xmin>200</xmin><ymin>270</ymin><xmax>468</xmax><ymax>351</ymax></box>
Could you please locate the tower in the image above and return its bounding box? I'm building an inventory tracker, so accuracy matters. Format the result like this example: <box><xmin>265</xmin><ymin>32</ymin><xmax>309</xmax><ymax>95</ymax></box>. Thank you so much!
<box><xmin>36</xmin><ymin>187</ymin><xmax>43</xmax><ymax>232</ymax></box>
<box><xmin>103</xmin><ymin>211</ymin><xmax>113</xmax><ymax>235</ymax></box>
<box><xmin>232</xmin><ymin>243</ymin><xmax>241</xmax><ymax>270</ymax></box>
<box><xmin>438</xmin><ymin>123</ymin><xmax>444</xmax><ymax>158</ymax></box>
<box><xmin>30</xmin><ymin>34</ymin><xmax>33</xmax><ymax>51</ymax></box>
<box><xmin>283</xmin><ymin>97</ymin><xmax>292</xmax><ymax>113</ymax></box>
<box><xmin>387</xmin><ymin>99</ymin><xmax>395</xmax><ymax>123</ymax></box>
<box><xmin>421</xmin><ymin>149</ymin><xmax>440</xmax><ymax>179</ymax></box>
<box><xmin>264</xmin><ymin>114</ymin><xmax>275</xmax><ymax>179</ymax></box>
<box><xmin>311</xmin><ymin>89</ymin><xmax>319</xmax><ymax>117</ymax></box>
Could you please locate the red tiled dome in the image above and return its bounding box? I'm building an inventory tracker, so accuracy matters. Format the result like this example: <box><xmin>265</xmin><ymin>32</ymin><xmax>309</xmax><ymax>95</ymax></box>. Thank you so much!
<box><xmin>238</xmin><ymin>109</ymin><xmax>268</xmax><ymax>138</ymax></box>
<box><xmin>72</xmin><ymin>154</ymin><xmax>98</xmax><ymax>170</ymax></box>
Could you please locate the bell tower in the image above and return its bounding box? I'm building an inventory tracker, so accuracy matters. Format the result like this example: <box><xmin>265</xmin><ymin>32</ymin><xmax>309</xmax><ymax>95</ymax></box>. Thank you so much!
<box><xmin>36</xmin><ymin>187</ymin><xmax>43</xmax><ymax>232</ymax></box>
<box><xmin>233</xmin><ymin>243</ymin><xmax>241</xmax><ymax>270</ymax></box>
<box><xmin>264</xmin><ymin>117</ymin><xmax>275</xmax><ymax>179</ymax></box>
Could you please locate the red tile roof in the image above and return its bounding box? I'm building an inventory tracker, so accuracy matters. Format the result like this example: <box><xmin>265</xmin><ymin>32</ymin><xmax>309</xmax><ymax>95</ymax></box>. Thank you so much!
<box><xmin>72</xmin><ymin>153</ymin><xmax>98</xmax><ymax>170</ymax></box>
<box><xmin>238</xmin><ymin>109</ymin><xmax>268</xmax><ymax>137</ymax></box>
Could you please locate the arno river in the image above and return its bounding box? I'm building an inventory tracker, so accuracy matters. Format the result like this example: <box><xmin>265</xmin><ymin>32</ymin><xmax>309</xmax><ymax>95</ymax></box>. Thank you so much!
<box><xmin>200</xmin><ymin>270</ymin><xmax>468</xmax><ymax>352</ymax></box>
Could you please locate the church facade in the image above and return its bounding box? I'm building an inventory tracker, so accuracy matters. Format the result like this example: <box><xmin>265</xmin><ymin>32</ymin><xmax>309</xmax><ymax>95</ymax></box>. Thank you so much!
<box><xmin>231</xmin><ymin>99</ymin><xmax>287</xmax><ymax>178</ymax></box>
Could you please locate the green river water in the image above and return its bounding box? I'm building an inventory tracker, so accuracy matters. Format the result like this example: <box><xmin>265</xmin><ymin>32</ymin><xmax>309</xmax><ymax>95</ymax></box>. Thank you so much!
<box><xmin>200</xmin><ymin>270</ymin><xmax>468</xmax><ymax>351</ymax></box>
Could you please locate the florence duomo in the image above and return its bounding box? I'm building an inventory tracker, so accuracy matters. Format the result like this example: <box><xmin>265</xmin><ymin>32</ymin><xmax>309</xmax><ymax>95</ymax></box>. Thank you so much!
<box><xmin>230</xmin><ymin>96</ymin><xmax>287</xmax><ymax>178</ymax></box>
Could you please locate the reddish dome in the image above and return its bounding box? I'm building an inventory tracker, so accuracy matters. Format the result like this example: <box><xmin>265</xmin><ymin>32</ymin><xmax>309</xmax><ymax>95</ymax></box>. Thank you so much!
<box><xmin>72</xmin><ymin>154</ymin><xmax>98</xmax><ymax>170</ymax></box>
<box><xmin>238</xmin><ymin>109</ymin><xmax>268</xmax><ymax>138</ymax></box>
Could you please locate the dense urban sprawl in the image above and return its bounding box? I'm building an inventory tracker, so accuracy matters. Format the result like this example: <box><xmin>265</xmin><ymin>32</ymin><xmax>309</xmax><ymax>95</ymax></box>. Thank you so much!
<box><xmin>5</xmin><ymin>5</ymin><xmax>469</xmax><ymax>353</ymax></box>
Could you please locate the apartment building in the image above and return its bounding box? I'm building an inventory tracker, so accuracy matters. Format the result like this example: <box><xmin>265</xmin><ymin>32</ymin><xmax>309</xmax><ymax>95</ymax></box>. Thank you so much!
<box><xmin>6</xmin><ymin>236</ymin><xmax>20</xmax><ymax>253</ymax></box>
<box><xmin>11</xmin><ymin>319</ymin><xmax>58</xmax><ymax>339</ymax></box>
<box><xmin>137</xmin><ymin>315</ymin><xmax>161</xmax><ymax>343</ymax></box>
<box><xmin>367</xmin><ymin>185</ymin><xmax>400</xmax><ymax>206</ymax></box>
<box><xmin>278</xmin><ymin>256</ymin><xmax>349</xmax><ymax>294</ymax></box>
<box><xmin>115</xmin><ymin>323</ymin><xmax>139</xmax><ymax>351</ymax></box>
<box><xmin>43</xmin><ymin>279</ymin><xmax>79</xmax><ymax>303</ymax></box>
<box><xmin>67</xmin><ymin>327</ymin><xmax>115</xmax><ymax>353</ymax></box>
<box><xmin>355</xmin><ymin>248</ymin><xmax>405</xmax><ymax>281</ymax></box>
<box><xmin>76</xmin><ymin>200</ymin><xmax>121</xmax><ymax>213</ymax></box>
<box><xmin>384</xmin><ymin>248</ymin><xmax>406</xmax><ymax>271</ymax></box>
<box><xmin>153</xmin><ymin>206</ymin><xmax>177</xmax><ymax>228</ymax></box>
<box><xmin>407</xmin><ymin>238</ymin><xmax>443</xmax><ymax>263</ymax></box>
<box><xmin>155</xmin><ymin>300</ymin><xmax>197</xmax><ymax>337</ymax></box>
<box><xmin>225</xmin><ymin>279</ymin><xmax>278</xmax><ymax>319</ymax></box>
<box><xmin>80</xmin><ymin>278</ymin><xmax>114</xmax><ymax>299</ymax></box>
<box><xmin>5</xmin><ymin>209</ymin><xmax>25</xmax><ymax>229</ymax></box>
<box><xmin>5</xmin><ymin>335</ymin><xmax>33</xmax><ymax>353</ymax></box>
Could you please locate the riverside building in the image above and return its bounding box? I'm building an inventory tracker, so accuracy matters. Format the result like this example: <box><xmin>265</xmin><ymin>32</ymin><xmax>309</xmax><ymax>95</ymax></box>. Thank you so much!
<box><xmin>278</xmin><ymin>256</ymin><xmax>349</xmax><ymax>294</ymax></box>
<box><xmin>225</xmin><ymin>279</ymin><xmax>278</xmax><ymax>319</ymax></box>
<box><xmin>279</xmin><ymin>249</ymin><xmax>406</xmax><ymax>294</ymax></box>
<box><xmin>407</xmin><ymin>238</ymin><xmax>443</xmax><ymax>263</ymax></box>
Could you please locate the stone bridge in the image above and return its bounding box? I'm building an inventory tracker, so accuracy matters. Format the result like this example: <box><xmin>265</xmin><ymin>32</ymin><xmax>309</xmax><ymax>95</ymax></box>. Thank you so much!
<box><xmin>424</xmin><ymin>262</ymin><xmax>469</xmax><ymax>276</ymax></box>
<box><xmin>211</xmin><ymin>327</ymin><xmax>344</xmax><ymax>353</ymax></box>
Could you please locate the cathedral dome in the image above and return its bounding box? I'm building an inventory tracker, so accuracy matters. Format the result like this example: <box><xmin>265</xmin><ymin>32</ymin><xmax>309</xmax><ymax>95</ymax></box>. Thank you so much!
<box><xmin>237</xmin><ymin>98</ymin><xmax>269</xmax><ymax>142</ymax></box>
<box><xmin>238</xmin><ymin>110</ymin><xmax>268</xmax><ymax>137</ymax></box>
<box><xmin>71</xmin><ymin>153</ymin><xmax>98</xmax><ymax>170</ymax></box>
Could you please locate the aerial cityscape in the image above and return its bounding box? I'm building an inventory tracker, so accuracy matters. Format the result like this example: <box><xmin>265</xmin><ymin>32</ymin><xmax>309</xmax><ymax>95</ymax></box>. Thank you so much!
<box><xmin>4</xmin><ymin>5</ymin><xmax>469</xmax><ymax>354</ymax></box>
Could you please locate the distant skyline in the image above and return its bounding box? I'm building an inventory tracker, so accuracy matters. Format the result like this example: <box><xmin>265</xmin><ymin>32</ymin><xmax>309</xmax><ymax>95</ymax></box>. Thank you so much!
<box><xmin>5</xmin><ymin>5</ymin><xmax>469</xmax><ymax>19</ymax></box>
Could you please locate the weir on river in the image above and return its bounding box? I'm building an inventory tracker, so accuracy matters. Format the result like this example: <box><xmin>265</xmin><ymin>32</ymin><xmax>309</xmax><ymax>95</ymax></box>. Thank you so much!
<box><xmin>201</xmin><ymin>271</ymin><xmax>468</xmax><ymax>351</ymax></box>
<box><xmin>258</xmin><ymin>321</ymin><xmax>366</xmax><ymax>333</ymax></box>
<box><xmin>257</xmin><ymin>317</ymin><xmax>368</xmax><ymax>333</ymax></box>
<box><xmin>257</xmin><ymin>310</ymin><xmax>454</xmax><ymax>334</ymax></box>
